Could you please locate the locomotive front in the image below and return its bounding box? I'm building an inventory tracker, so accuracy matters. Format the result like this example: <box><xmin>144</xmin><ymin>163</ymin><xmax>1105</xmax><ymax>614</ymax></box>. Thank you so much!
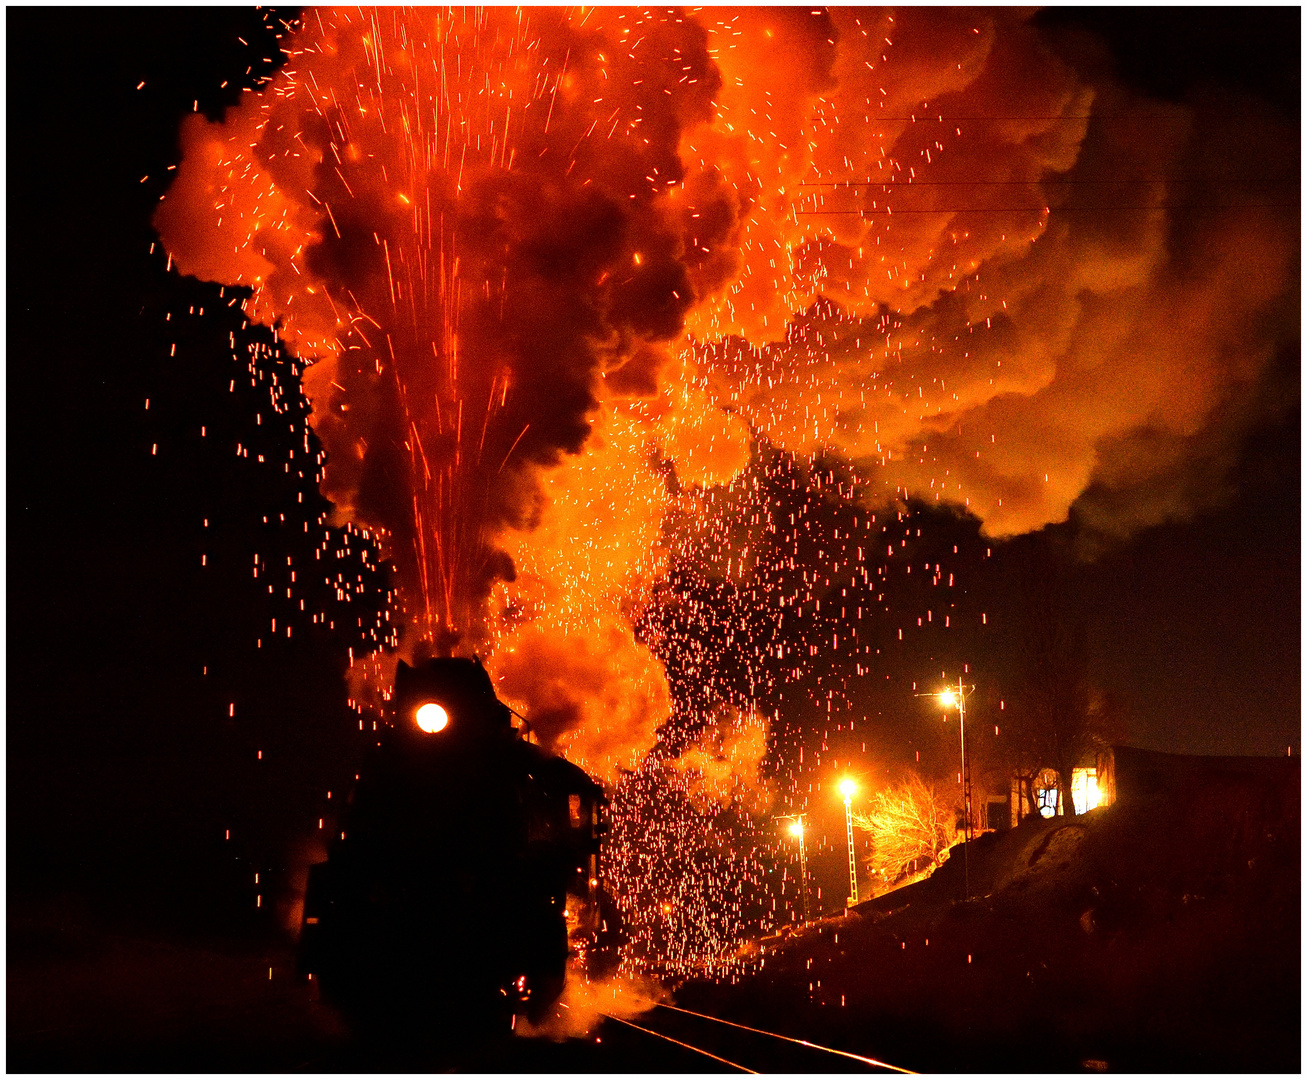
<box><xmin>299</xmin><ymin>657</ymin><xmax>607</xmax><ymax>1040</ymax></box>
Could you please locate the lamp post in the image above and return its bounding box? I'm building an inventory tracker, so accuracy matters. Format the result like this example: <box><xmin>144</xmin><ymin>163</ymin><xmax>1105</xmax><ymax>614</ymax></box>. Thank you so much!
<box><xmin>838</xmin><ymin>778</ymin><xmax>859</xmax><ymax>908</ymax></box>
<box><xmin>937</xmin><ymin>678</ymin><xmax>973</xmax><ymax>900</ymax></box>
<box><xmin>787</xmin><ymin>816</ymin><xmax>810</xmax><ymax>922</ymax></box>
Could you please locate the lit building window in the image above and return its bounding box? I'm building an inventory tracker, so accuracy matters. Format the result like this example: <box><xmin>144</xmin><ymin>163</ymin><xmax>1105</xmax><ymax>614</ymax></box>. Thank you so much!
<box><xmin>1071</xmin><ymin>767</ymin><xmax>1100</xmax><ymax>815</ymax></box>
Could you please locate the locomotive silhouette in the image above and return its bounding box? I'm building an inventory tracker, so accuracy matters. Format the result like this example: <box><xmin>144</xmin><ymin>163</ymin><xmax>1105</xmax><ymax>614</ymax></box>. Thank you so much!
<box><xmin>299</xmin><ymin>657</ymin><xmax>611</xmax><ymax>1039</ymax></box>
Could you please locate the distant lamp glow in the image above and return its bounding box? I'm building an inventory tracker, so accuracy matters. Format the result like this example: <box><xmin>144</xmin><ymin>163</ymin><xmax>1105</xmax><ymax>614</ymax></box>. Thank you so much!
<box><xmin>838</xmin><ymin>777</ymin><xmax>858</xmax><ymax>800</ymax></box>
<box><xmin>788</xmin><ymin>819</ymin><xmax>804</xmax><ymax>838</ymax></box>
<box><xmin>415</xmin><ymin>702</ymin><xmax>449</xmax><ymax>733</ymax></box>
<box><xmin>939</xmin><ymin>690</ymin><xmax>958</xmax><ymax>708</ymax></box>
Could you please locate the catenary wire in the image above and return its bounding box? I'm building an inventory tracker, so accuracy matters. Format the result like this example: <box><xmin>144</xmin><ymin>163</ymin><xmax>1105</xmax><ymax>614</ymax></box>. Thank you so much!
<box><xmin>797</xmin><ymin>178</ymin><xmax>1300</xmax><ymax>187</ymax></box>
<box><xmin>794</xmin><ymin>204</ymin><xmax>1298</xmax><ymax>215</ymax></box>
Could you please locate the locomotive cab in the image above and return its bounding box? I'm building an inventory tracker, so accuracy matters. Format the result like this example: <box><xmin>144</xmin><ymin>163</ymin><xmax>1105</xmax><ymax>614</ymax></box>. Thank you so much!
<box><xmin>299</xmin><ymin>657</ymin><xmax>607</xmax><ymax>1041</ymax></box>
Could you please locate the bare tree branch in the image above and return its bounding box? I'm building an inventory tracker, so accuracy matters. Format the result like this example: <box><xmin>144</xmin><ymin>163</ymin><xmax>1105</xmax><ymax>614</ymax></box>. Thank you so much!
<box><xmin>853</xmin><ymin>773</ymin><xmax>954</xmax><ymax>886</ymax></box>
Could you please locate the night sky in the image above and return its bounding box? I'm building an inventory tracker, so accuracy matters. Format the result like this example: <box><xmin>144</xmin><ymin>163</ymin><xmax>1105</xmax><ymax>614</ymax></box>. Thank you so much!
<box><xmin>8</xmin><ymin>5</ymin><xmax>1299</xmax><ymax>950</ymax></box>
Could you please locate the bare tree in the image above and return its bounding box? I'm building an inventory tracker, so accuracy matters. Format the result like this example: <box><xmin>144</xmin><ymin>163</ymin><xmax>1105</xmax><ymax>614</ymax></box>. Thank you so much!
<box><xmin>853</xmin><ymin>773</ymin><xmax>954</xmax><ymax>886</ymax></box>
<box><xmin>965</xmin><ymin>683</ymin><xmax>1042</xmax><ymax>823</ymax></box>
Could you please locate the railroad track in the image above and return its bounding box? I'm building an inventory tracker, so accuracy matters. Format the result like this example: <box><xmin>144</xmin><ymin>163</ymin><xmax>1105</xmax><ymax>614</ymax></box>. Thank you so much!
<box><xmin>602</xmin><ymin>1002</ymin><xmax>915</xmax><ymax>1074</ymax></box>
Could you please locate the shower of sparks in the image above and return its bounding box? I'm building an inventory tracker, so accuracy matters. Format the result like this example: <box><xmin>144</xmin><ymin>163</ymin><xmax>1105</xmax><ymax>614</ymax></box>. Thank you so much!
<box><xmin>155</xmin><ymin>8</ymin><xmax>1298</xmax><ymax>980</ymax></box>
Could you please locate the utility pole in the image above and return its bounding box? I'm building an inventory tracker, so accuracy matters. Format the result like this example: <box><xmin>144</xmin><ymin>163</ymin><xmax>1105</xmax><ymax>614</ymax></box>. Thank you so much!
<box><xmin>949</xmin><ymin>677</ymin><xmax>973</xmax><ymax>900</ymax></box>
<box><xmin>956</xmin><ymin>677</ymin><xmax>973</xmax><ymax>844</ymax></box>
<box><xmin>777</xmin><ymin>814</ymin><xmax>811</xmax><ymax>923</ymax></box>
<box><xmin>922</xmin><ymin>677</ymin><xmax>974</xmax><ymax>900</ymax></box>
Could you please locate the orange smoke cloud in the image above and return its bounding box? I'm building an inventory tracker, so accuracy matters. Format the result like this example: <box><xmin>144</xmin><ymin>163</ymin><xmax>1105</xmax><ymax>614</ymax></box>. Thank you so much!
<box><xmin>156</xmin><ymin>7</ymin><xmax>729</xmax><ymax>652</ymax></box>
<box><xmin>156</xmin><ymin>8</ymin><xmax>1296</xmax><ymax>791</ymax></box>
<box><xmin>669</xmin><ymin>706</ymin><xmax>773</xmax><ymax>816</ymax></box>
<box><xmin>516</xmin><ymin>958</ymin><xmax>667</xmax><ymax>1041</ymax></box>
<box><xmin>492</xmin><ymin>615</ymin><xmax>670</xmax><ymax>785</ymax></box>
<box><xmin>682</xmin><ymin>8</ymin><xmax>1297</xmax><ymax>537</ymax></box>
<box><xmin>485</xmin><ymin>405</ymin><xmax>670</xmax><ymax>781</ymax></box>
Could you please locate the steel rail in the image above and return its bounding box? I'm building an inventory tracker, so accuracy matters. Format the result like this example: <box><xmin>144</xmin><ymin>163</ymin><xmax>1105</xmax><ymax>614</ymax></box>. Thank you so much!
<box><xmin>654</xmin><ymin>1002</ymin><xmax>916</xmax><ymax>1074</ymax></box>
<box><xmin>601</xmin><ymin>1012</ymin><xmax>758</xmax><ymax>1073</ymax></box>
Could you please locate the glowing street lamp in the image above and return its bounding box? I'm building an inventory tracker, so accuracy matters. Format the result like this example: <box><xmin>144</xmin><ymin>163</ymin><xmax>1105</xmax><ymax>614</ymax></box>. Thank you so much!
<box><xmin>936</xmin><ymin>681</ymin><xmax>972</xmax><ymax>842</ymax></box>
<box><xmin>838</xmin><ymin>777</ymin><xmax>859</xmax><ymax>907</ymax></box>
<box><xmin>937</xmin><ymin>678</ymin><xmax>973</xmax><ymax>900</ymax></box>
<box><xmin>785</xmin><ymin>816</ymin><xmax>810</xmax><ymax>922</ymax></box>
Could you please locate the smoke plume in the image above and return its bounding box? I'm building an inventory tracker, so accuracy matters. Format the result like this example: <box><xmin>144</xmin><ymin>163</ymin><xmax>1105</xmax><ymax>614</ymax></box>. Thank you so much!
<box><xmin>158</xmin><ymin>7</ymin><xmax>1297</xmax><ymax>788</ymax></box>
<box><xmin>669</xmin><ymin>706</ymin><xmax>773</xmax><ymax>816</ymax></box>
<box><xmin>516</xmin><ymin>958</ymin><xmax>668</xmax><ymax>1041</ymax></box>
<box><xmin>683</xmin><ymin>8</ymin><xmax>1297</xmax><ymax>538</ymax></box>
<box><xmin>157</xmin><ymin>8</ymin><xmax>726</xmax><ymax>656</ymax></box>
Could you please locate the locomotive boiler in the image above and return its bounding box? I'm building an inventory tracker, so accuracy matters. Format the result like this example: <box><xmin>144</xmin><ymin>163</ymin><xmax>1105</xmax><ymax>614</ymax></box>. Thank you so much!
<box><xmin>299</xmin><ymin>657</ymin><xmax>608</xmax><ymax>1040</ymax></box>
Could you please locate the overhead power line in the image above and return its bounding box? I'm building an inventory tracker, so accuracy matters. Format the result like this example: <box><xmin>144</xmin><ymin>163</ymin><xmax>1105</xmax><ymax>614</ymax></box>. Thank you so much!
<box><xmin>795</xmin><ymin>204</ymin><xmax>1299</xmax><ymax>215</ymax></box>
<box><xmin>797</xmin><ymin>178</ymin><xmax>1300</xmax><ymax>188</ymax></box>
<box><xmin>804</xmin><ymin>114</ymin><xmax>1177</xmax><ymax>123</ymax></box>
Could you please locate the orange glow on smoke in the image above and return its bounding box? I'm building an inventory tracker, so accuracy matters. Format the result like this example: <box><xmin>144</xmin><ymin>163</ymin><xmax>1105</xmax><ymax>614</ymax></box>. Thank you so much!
<box><xmin>157</xmin><ymin>6</ymin><xmax>1295</xmax><ymax>863</ymax></box>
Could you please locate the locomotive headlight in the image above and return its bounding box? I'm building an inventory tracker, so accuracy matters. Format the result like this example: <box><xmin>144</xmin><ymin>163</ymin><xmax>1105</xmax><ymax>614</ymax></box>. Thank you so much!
<box><xmin>414</xmin><ymin>702</ymin><xmax>450</xmax><ymax>733</ymax></box>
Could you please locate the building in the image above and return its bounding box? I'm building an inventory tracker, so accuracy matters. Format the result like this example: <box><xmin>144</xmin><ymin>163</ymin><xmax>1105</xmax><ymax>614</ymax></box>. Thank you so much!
<box><xmin>1000</xmin><ymin>744</ymin><xmax>1295</xmax><ymax>826</ymax></box>
<box><xmin>1003</xmin><ymin>752</ymin><xmax>1112</xmax><ymax>826</ymax></box>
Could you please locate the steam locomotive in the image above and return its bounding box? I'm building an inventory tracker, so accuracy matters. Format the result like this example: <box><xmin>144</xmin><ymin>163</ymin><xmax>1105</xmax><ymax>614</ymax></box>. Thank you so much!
<box><xmin>299</xmin><ymin>657</ymin><xmax>609</xmax><ymax>1040</ymax></box>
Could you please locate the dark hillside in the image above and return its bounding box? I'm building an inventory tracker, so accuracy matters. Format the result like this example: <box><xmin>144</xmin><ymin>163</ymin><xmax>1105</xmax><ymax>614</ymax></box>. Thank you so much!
<box><xmin>679</xmin><ymin>755</ymin><xmax>1299</xmax><ymax>1072</ymax></box>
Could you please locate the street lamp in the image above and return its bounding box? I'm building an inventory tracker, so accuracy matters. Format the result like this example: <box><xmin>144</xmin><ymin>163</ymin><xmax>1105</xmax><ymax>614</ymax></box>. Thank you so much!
<box><xmin>937</xmin><ymin>678</ymin><xmax>973</xmax><ymax>899</ymax></box>
<box><xmin>838</xmin><ymin>777</ymin><xmax>859</xmax><ymax>908</ymax></box>
<box><xmin>937</xmin><ymin>680</ymin><xmax>973</xmax><ymax>842</ymax></box>
<box><xmin>786</xmin><ymin>816</ymin><xmax>810</xmax><ymax>922</ymax></box>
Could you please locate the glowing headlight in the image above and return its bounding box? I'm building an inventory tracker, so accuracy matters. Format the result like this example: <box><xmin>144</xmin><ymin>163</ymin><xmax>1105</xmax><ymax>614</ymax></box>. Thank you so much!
<box><xmin>415</xmin><ymin>702</ymin><xmax>449</xmax><ymax>733</ymax></box>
